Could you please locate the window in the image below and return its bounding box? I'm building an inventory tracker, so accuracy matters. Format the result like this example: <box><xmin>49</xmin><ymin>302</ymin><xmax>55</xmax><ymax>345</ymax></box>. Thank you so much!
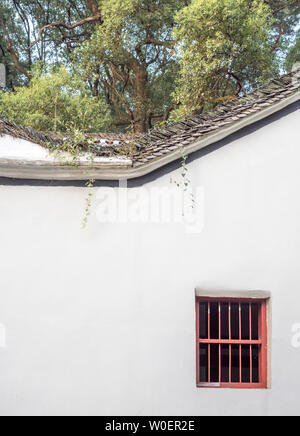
<box><xmin>196</xmin><ymin>298</ymin><xmax>268</xmax><ymax>388</ymax></box>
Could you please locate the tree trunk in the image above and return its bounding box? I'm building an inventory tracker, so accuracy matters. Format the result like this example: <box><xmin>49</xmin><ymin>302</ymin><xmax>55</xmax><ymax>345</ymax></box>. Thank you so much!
<box><xmin>85</xmin><ymin>0</ymin><xmax>101</xmax><ymax>17</ymax></box>
<box><xmin>0</xmin><ymin>17</ymin><xmax>31</xmax><ymax>80</ymax></box>
<box><xmin>131</xmin><ymin>61</ymin><xmax>151</xmax><ymax>133</ymax></box>
<box><xmin>133</xmin><ymin>115</ymin><xmax>148</xmax><ymax>134</ymax></box>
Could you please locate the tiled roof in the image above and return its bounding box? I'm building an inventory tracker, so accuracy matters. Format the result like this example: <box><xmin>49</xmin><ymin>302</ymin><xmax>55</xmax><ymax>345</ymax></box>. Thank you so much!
<box><xmin>132</xmin><ymin>69</ymin><xmax>300</xmax><ymax>167</ymax></box>
<box><xmin>0</xmin><ymin>68</ymin><xmax>299</xmax><ymax>180</ymax></box>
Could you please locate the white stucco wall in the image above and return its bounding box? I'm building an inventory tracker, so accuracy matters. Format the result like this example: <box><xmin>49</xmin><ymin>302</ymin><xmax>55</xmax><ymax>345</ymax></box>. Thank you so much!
<box><xmin>0</xmin><ymin>105</ymin><xmax>299</xmax><ymax>416</ymax></box>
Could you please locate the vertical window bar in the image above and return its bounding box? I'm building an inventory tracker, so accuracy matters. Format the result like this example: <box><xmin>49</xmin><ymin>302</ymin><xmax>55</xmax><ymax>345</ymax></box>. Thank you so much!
<box><xmin>208</xmin><ymin>302</ymin><xmax>211</xmax><ymax>383</ymax></box>
<box><xmin>208</xmin><ymin>345</ymin><xmax>211</xmax><ymax>383</ymax></box>
<box><xmin>239</xmin><ymin>303</ymin><xmax>242</xmax><ymax>340</ymax></box>
<box><xmin>249</xmin><ymin>303</ymin><xmax>252</xmax><ymax>383</ymax></box>
<box><xmin>239</xmin><ymin>303</ymin><xmax>242</xmax><ymax>383</ymax></box>
<box><xmin>250</xmin><ymin>345</ymin><xmax>252</xmax><ymax>384</ymax></box>
<box><xmin>208</xmin><ymin>301</ymin><xmax>211</xmax><ymax>339</ymax></box>
<box><xmin>249</xmin><ymin>303</ymin><xmax>252</xmax><ymax>341</ymax></box>
<box><xmin>219</xmin><ymin>344</ymin><xmax>221</xmax><ymax>384</ymax></box>
<box><xmin>229</xmin><ymin>302</ymin><xmax>231</xmax><ymax>339</ymax></box>
<box><xmin>229</xmin><ymin>303</ymin><xmax>231</xmax><ymax>383</ymax></box>
<box><xmin>258</xmin><ymin>302</ymin><xmax>262</xmax><ymax>384</ymax></box>
<box><xmin>219</xmin><ymin>302</ymin><xmax>221</xmax><ymax>339</ymax></box>
<box><xmin>196</xmin><ymin>300</ymin><xmax>200</xmax><ymax>385</ymax></box>
<box><xmin>219</xmin><ymin>302</ymin><xmax>221</xmax><ymax>384</ymax></box>
<box><xmin>239</xmin><ymin>344</ymin><xmax>242</xmax><ymax>383</ymax></box>
<box><xmin>260</xmin><ymin>302</ymin><xmax>268</xmax><ymax>386</ymax></box>
<box><xmin>229</xmin><ymin>345</ymin><xmax>232</xmax><ymax>383</ymax></box>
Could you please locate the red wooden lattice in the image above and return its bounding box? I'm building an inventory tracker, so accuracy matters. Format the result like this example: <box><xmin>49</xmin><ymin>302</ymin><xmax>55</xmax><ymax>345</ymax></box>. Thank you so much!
<box><xmin>196</xmin><ymin>298</ymin><xmax>268</xmax><ymax>388</ymax></box>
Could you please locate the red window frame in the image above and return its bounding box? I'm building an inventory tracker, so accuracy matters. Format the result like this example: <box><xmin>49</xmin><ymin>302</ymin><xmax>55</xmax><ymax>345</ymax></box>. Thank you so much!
<box><xmin>196</xmin><ymin>297</ymin><xmax>268</xmax><ymax>389</ymax></box>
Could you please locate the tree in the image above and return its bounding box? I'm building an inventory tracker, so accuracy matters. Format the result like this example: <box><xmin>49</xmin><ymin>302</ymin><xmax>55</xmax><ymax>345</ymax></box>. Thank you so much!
<box><xmin>285</xmin><ymin>30</ymin><xmax>300</xmax><ymax>72</ymax></box>
<box><xmin>0</xmin><ymin>66</ymin><xmax>112</xmax><ymax>132</ymax></box>
<box><xmin>267</xmin><ymin>1</ymin><xmax>300</xmax><ymax>51</ymax></box>
<box><xmin>73</xmin><ymin>0</ymin><xmax>185</xmax><ymax>132</ymax></box>
<box><xmin>0</xmin><ymin>0</ymin><xmax>299</xmax><ymax>132</ymax></box>
<box><xmin>0</xmin><ymin>0</ymin><xmax>32</xmax><ymax>88</ymax></box>
<box><xmin>0</xmin><ymin>0</ymin><xmax>184</xmax><ymax>131</ymax></box>
<box><xmin>0</xmin><ymin>0</ymin><xmax>96</xmax><ymax>88</ymax></box>
<box><xmin>173</xmin><ymin>0</ymin><xmax>279</xmax><ymax>117</ymax></box>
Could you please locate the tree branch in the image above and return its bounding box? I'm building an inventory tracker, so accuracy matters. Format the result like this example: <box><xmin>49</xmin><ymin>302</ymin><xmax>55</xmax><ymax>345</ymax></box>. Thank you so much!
<box><xmin>272</xmin><ymin>25</ymin><xmax>283</xmax><ymax>51</ymax></box>
<box><xmin>136</xmin><ymin>38</ymin><xmax>175</xmax><ymax>52</ymax></box>
<box><xmin>85</xmin><ymin>0</ymin><xmax>101</xmax><ymax>16</ymax></box>
<box><xmin>28</xmin><ymin>14</ymin><xmax>103</xmax><ymax>50</ymax></box>
<box><xmin>272</xmin><ymin>0</ymin><xmax>298</xmax><ymax>15</ymax></box>
<box><xmin>0</xmin><ymin>16</ymin><xmax>31</xmax><ymax>79</ymax></box>
<box><xmin>163</xmin><ymin>104</ymin><xmax>178</xmax><ymax>122</ymax></box>
<box><xmin>228</xmin><ymin>72</ymin><xmax>243</xmax><ymax>95</ymax></box>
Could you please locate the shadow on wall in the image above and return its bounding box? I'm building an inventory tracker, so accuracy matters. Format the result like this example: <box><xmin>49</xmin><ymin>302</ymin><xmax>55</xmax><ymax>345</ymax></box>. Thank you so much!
<box><xmin>0</xmin><ymin>100</ymin><xmax>299</xmax><ymax>188</ymax></box>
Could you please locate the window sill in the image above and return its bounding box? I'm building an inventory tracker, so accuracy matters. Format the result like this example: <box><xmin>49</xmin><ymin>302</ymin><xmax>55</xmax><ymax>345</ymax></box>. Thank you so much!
<box><xmin>197</xmin><ymin>383</ymin><xmax>268</xmax><ymax>389</ymax></box>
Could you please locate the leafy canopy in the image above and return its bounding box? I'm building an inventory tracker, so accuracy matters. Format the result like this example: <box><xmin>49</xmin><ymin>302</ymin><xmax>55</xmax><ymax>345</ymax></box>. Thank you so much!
<box><xmin>74</xmin><ymin>0</ymin><xmax>184</xmax><ymax>131</ymax></box>
<box><xmin>0</xmin><ymin>0</ymin><xmax>299</xmax><ymax>132</ymax></box>
<box><xmin>285</xmin><ymin>30</ymin><xmax>300</xmax><ymax>72</ymax></box>
<box><xmin>0</xmin><ymin>66</ymin><xmax>112</xmax><ymax>132</ymax></box>
<box><xmin>173</xmin><ymin>0</ymin><xmax>278</xmax><ymax>116</ymax></box>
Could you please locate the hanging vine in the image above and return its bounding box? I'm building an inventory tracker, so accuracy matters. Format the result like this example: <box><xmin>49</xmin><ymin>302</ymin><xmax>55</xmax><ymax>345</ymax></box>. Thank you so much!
<box><xmin>170</xmin><ymin>147</ymin><xmax>196</xmax><ymax>215</ymax></box>
<box><xmin>47</xmin><ymin>128</ymin><xmax>98</xmax><ymax>228</ymax></box>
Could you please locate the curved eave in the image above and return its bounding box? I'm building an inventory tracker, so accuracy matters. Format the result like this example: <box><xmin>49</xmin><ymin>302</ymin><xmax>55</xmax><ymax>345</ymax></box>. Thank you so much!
<box><xmin>0</xmin><ymin>90</ymin><xmax>299</xmax><ymax>181</ymax></box>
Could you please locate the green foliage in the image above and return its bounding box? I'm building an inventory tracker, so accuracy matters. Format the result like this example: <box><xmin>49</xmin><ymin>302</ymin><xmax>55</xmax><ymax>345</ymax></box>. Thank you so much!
<box><xmin>285</xmin><ymin>30</ymin><xmax>300</xmax><ymax>72</ymax></box>
<box><xmin>268</xmin><ymin>1</ymin><xmax>300</xmax><ymax>39</ymax></box>
<box><xmin>170</xmin><ymin>148</ymin><xmax>196</xmax><ymax>214</ymax></box>
<box><xmin>173</xmin><ymin>0</ymin><xmax>278</xmax><ymax>117</ymax></box>
<box><xmin>0</xmin><ymin>0</ymin><xmax>299</xmax><ymax>130</ymax></box>
<box><xmin>82</xmin><ymin>179</ymin><xmax>95</xmax><ymax>229</ymax></box>
<box><xmin>0</xmin><ymin>66</ymin><xmax>112</xmax><ymax>132</ymax></box>
<box><xmin>0</xmin><ymin>0</ymin><xmax>93</xmax><ymax>88</ymax></box>
<box><xmin>74</xmin><ymin>0</ymin><xmax>185</xmax><ymax>131</ymax></box>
